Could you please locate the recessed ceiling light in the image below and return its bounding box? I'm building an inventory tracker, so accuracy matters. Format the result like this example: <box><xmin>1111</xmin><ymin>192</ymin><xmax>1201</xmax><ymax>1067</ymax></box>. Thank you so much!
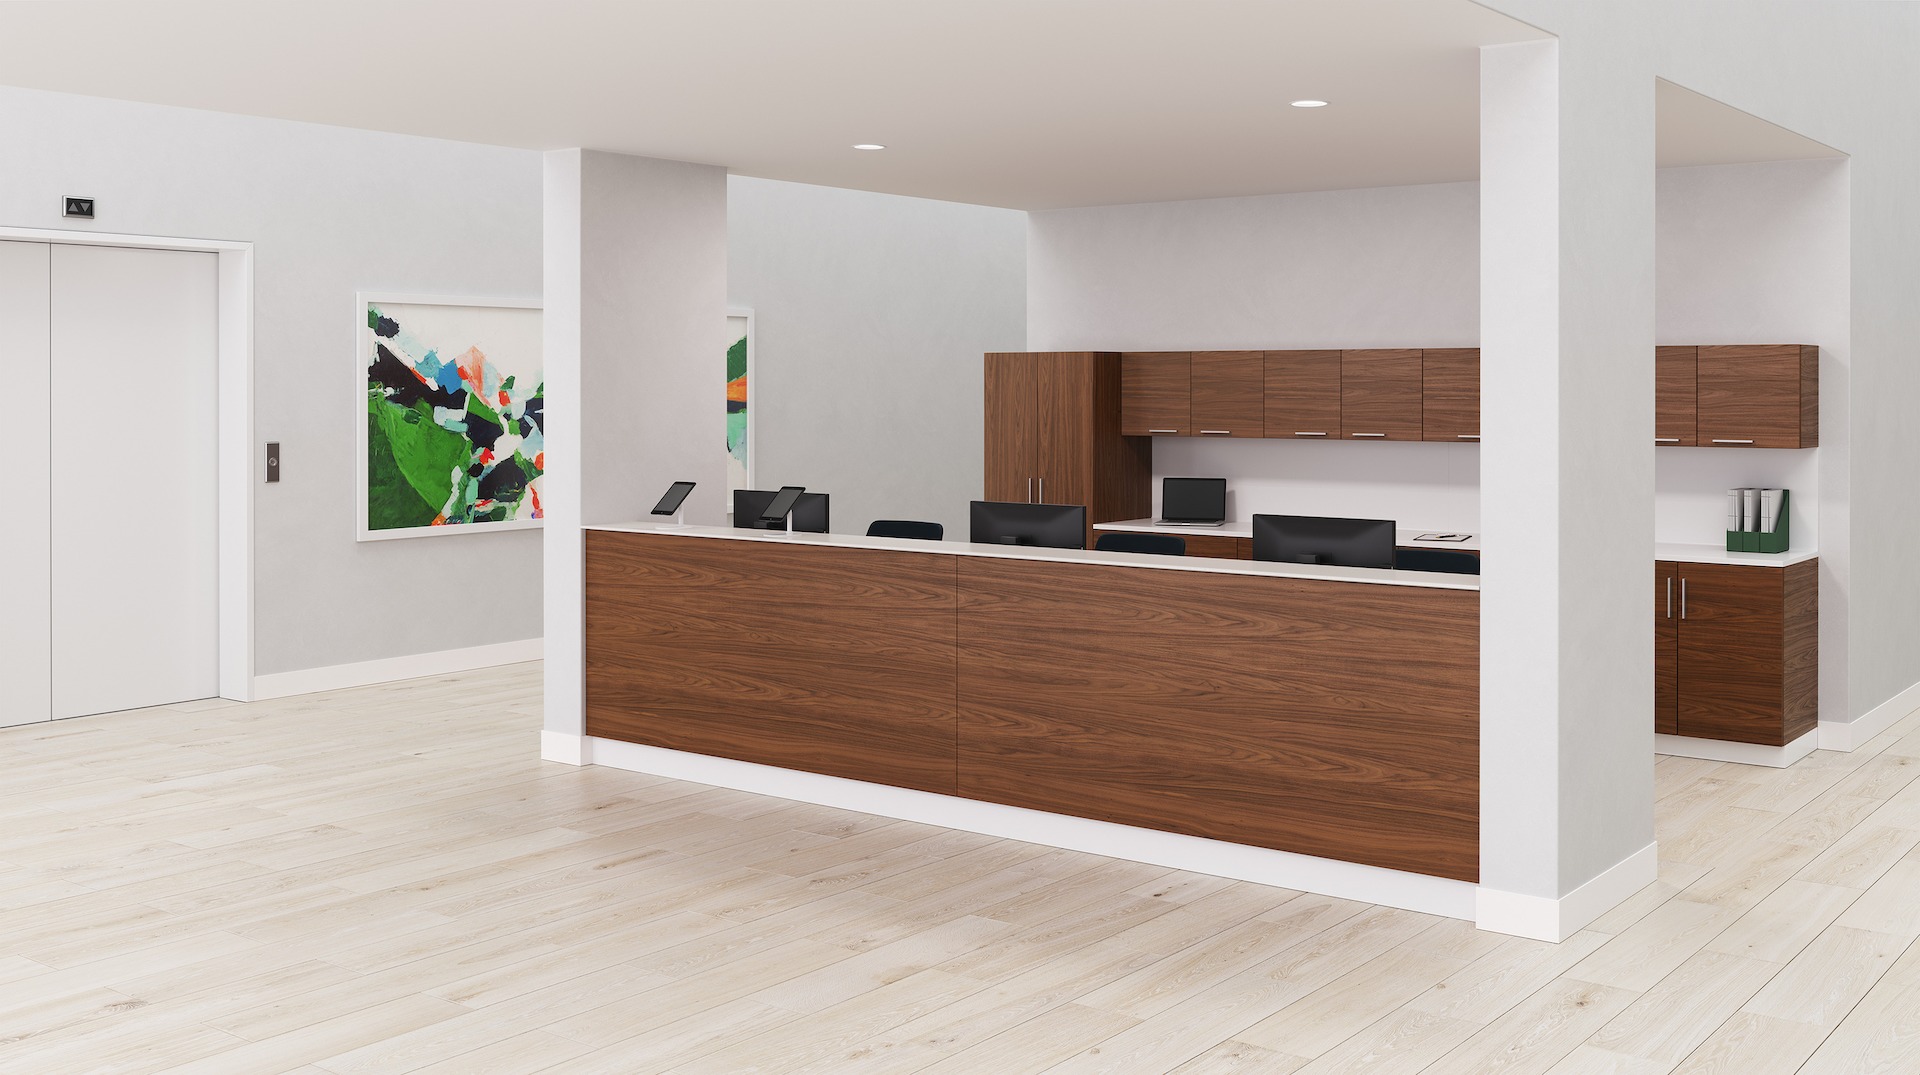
<box><xmin>852</xmin><ymin>143</ymin><xmax>887</xmax><ymax>151</ymax></box>
<box><xmin>1290</xmin><ymin>99</ymin><xmax>1329</xmax><ymax>108</ymax></box>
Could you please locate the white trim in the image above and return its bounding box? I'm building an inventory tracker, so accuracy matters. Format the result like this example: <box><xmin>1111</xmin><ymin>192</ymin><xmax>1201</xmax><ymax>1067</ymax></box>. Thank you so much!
<box><xmin>1476</xmin><ymin>841</ymin><xmax>1659</xmax><ymax>942</ymax></box>
<box><xmin>582</xmin><ymin>736</ymin><xmax>1478</xmax><ymax>921</ymax></box>
<box><xmin>541</xmin><ymin>731</ymin><xmax>589</xmax><ymax>766</ymax></box>
<box><xmin>251</xmin><ymin>638</ymin><xmax>542</xmax><ymax>700</ymax></box>
<box><xmin>1821</xmin><ymin>678</ymin><xmax>1920</xmax><ymax>751</ymax></box>
<box><xmin>0</xmin><ymin>226</ymin><xmax>255</xmax><ymax>704</ymax></box>
<box><xmin>1656</xmin><ymin>728</ymin><xmax>1818</xmax><ymax>768</ymax></box>
<box><xmin>356</xmin><ymin>290</ymin><xmax>544</xmax><ymax>542</ymax></box>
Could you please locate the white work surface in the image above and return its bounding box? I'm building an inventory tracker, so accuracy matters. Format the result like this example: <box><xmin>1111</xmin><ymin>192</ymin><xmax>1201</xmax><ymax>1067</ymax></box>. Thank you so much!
<box><xmin>588</xmin><ymin>523</ymin><xmax>1481</xmax><ymax>591</ymax></box>
<box><xmin>1095</xmin><ymin>518</ymin><xmax>1481</xmax><ymax>552</ymax></box>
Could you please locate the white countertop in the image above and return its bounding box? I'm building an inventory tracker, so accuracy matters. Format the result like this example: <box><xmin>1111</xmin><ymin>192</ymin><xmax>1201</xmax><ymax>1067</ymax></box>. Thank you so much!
<box><xmin>1657</xmin><ymin>543</ymin><xmax>1818</xmax><ymax>568</ymax></box>
<box><xmin>1095</xmin><ymin>518</ymin><xmax>1481</xmax><ymax>552</ymax></box>
<box><xmin>588</xmin><ymin>523</ymin><xmax>1480</xmax><ymax>590</ymax></box>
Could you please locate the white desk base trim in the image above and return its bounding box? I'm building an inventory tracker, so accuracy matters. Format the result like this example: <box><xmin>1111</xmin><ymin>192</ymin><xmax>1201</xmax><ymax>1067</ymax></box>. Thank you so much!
<box><xmin>578</xmin><ymin>736</ymin><xmax>1479</xmax><ymax>922</ymax></box>
<box><xmin>1821</xmin><ymin>678</ymin><xmax>1920</xmax><ymax>752</ymax></box>
<box><xmin>1475</xmin><ymin>841</ymin><xmax>1659</xmax><ymax>943</ymax></box>
<box><xmin>1655</xmin><ymin>728</ymin><xmax>1819</xmax><ymax>768</ymax></box>
<box><xmin>541</xmin><ymin>730</ymin><xmax>589</xmax><ymax>766</ymax></box>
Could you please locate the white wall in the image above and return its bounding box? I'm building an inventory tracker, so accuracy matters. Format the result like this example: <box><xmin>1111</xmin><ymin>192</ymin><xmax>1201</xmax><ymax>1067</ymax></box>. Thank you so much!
<box><xmin>0</xmin><ymin>86</ymin><xmax>543</xmax><ymax>678</ymax></box>
<box><xmin>727</xmin><ymin>177</ymin><xmax>1026</xmax><ymax>537</ymax></box>
<box><xmin>1493</xmin><ymin>0</ymin><xmax>1917</xmax><ymax>730</ymax></box>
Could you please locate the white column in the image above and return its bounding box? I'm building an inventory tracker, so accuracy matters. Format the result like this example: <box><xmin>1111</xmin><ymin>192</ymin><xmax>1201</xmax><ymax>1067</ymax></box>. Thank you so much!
<box><xmin>542</xmin><ymin>150</ymin><xmax>729</xmax><ymax>762</ymax></box>
<box><xmin>1478</xmin><ymin>37</ymin><xmax>1659</xmax><ymax>939</ymax></box>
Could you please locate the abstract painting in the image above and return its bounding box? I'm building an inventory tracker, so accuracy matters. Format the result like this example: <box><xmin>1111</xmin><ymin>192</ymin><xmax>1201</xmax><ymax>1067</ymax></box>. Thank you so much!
<box><xmin>727</xmin><ymin>311</ymin><xmax>753</xmax><ymax>496</ymax></box>
<box><xmin>358</xmin><ymin>294</ymin><xmax>543</xmax><ymax>540</ymax></box>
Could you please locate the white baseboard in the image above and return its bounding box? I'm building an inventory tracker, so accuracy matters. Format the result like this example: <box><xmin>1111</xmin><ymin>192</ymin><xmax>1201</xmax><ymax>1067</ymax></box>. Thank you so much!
<box><xmin>583</xmin><ymin>736</ymin><xmax>1478</xmax><ymax>921</ymax></box>
<box><xmin>541</xmin><ymin>730</ymin><xmax>588</xmax><ymax>766</ymax></box>
<box><xmin>251</xmin><ymin>638</ymin><xmax>543</xmax><ymax>700</ymax></box>
<box><xmin>1821</xmin><ymin>679</ymin><xmax>1920</xmax><ymax>752</ymax></box>
<box><xmin>1656</xmin><ymin>728</ymin><xmax>1818</xmax><ymax>768</ymax></box>
<box><xmin>1476</xmin><ymin>841</ymin><xmax>1659</xmax><ymax>942</ymax></box>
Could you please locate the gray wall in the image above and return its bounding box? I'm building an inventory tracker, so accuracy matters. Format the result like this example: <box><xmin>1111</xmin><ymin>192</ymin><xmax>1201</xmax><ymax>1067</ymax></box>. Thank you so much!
<box><xmin>0</xmin><ymin>86</ymin><xmax>543</xmax><ymax>677</ymax></box>
<box><xmin>727</xmin><ymin>176</ymin><xmax>1027</xmax><ymax>538</ymax></box>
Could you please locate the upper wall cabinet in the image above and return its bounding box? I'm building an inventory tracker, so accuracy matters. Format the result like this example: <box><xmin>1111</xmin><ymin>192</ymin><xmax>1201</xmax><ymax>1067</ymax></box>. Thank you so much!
<box><xmin>1656</xmin><ymin>346</ymin><xmax>1699</xmax><ymax>446</ymax></box>
<box><xmin>1120</xmin><ymin>351</ymin><xmax>1190</xmax><ymax>436</ymax></box>
<box><xmin>1263</xmin><ymin>350</ymin><xmax>1341</xmax><ymax>440</ymax></box>
<box><xmin>1695</xmin><ymin>345</ymin><xmax>1819</xmax><ymax>449</ymax></box>
<box><xmin>1341</xmin><ymin>349</ymin><xmax>1423</xmax><ymax>441</ymax></box>
<box><xmin>1191</xmin><ymin>351</ymin><xmax>1264</xmax><ymax>438</ymax></box>
<box><xmin>1420</xmin><ymin>348</ymin><xmax>1479</xmax><ymax>442</ymax></box>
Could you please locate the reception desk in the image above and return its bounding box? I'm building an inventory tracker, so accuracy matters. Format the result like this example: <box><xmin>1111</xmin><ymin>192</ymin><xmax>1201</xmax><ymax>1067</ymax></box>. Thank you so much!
<box><xmin>583</xmin><ymin>524</ymin><xmax>1480</xmax><ymax>883</ymax></box>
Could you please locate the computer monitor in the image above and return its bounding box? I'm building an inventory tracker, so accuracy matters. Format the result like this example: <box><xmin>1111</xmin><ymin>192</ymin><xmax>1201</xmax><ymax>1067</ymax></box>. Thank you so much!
<box><xmin>1251</xmin><ymin>514</ymin><xmax>1396</xmax><ymax>569</ymax></box>
<box><xmin>969</xmin><ymin>501</ymin><xmax>1087</xmax><ymax>550</ymax></box>
<box><xmin>1159</xmin><ymin>477</ymin><xmax>1227</xmax><ymax>525</ymax></box>
<box><xmin>732</xmin><ymin>488</ymin><xmax>830</xmax><ymax>533</ymax></box>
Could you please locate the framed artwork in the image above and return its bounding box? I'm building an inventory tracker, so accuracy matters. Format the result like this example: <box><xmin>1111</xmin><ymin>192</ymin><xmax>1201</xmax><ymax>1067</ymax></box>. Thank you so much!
<box><xmin>358</xmin><ymin>293</ymin><xmax>544</xmax><ymax>540</ymax></box>
<box><xmin>727</xmin><ymin>310</ymin><xmax>754</xmax><ymax>498</ymax></box>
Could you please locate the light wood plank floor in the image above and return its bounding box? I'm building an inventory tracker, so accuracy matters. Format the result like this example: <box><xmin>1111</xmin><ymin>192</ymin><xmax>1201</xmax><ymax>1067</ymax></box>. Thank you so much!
<box><xmin>2</xmin><ymin>662</ymin><xmax>1919</xmax><ymax>1074</ymax></box>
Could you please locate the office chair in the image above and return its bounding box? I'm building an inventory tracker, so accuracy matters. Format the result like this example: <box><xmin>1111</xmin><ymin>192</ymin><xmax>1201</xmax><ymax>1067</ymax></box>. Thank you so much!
<box><xmin>1393</xmin><ymin>548</ymin><xmax>1481</xmax><ymax>574</ymax></box>
<box><xmin>1094</xmin><ymin>532</ymin><xmax>1187</xmax><ymax>556</ymax></box>
<box><xmin>866</xmin><ymin>519</ymin><xmax>944</xmax><ymax>541</ymax></box>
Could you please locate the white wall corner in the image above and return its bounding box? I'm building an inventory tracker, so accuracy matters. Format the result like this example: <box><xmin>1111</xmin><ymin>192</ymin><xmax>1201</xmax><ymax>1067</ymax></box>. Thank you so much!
<box><xmin>541</xmin><ymin>730</ymin><xmax>590</xmax><ymax>766</ymax></box>
<box><xmin>1476</xmin><ymin>841</ymin><xmax>1658</xmax><ymax>942</ymax></box>
<box><xmin>1821</xmin><ymin>678</ymin><xmax>1920</xmax><ymax>752</ymax></box>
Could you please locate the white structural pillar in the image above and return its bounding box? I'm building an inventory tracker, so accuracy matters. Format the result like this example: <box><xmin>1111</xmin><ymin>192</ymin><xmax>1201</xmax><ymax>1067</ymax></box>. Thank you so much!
<box><xmin>542</xmin><ymin>149</ymin><xmax>729</xmax><ymax>762</ymax></box>
<box><xmin>1478</xmin><ymin>37</ymin><xmax>1659</xmax><ymax>940</ymax></box>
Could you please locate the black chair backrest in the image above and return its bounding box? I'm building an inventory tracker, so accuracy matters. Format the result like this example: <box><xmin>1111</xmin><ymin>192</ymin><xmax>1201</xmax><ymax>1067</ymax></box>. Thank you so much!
<box><xmin>867</xmin><ymin>519</ymin><xmax>944</xmax><ymax>541</ymax></box>
<box><xmin>1095</xmin><ymin>532</ymin><xmax>1187</xmax><ymax>556</ymax></box>
<box><xmin>1393</xmin><ymin>548</ymin><xmax>1481</xmax><ymax>575</ymax></box>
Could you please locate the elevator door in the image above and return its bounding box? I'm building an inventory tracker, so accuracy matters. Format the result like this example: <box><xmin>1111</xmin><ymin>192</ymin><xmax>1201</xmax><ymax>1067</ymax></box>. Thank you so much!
<box><xmin>50</xmin><ymin>243</ymin><xmax>219</xmax><ymax>719</ymax></box>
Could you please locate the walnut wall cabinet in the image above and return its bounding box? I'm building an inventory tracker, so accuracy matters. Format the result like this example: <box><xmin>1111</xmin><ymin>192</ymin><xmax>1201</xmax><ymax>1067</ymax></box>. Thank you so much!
<box><xmin>984</xmin><ymin>352</ymin><xmax>1152</xmax><ymax>547</ymax></box>
<box><xmin>1420</xmin><ymin>348</ymin><xmax>1480</xmax><ymax>443</ymax></box>
<box><xmin>1655</xmin><ymin>558</ymin><xmax>1818</xmax><ymax>747</ymax></box>
<box><xmin>1340</xmin><ymin>349</ymin><xmax>1424</xmax><ymax>441</ymax></box>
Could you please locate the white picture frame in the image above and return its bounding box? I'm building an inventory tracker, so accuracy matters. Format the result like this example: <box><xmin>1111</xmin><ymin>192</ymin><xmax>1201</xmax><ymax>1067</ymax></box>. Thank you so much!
<box><xmin>357</xmin><ymin>291</ymin><xmax>544</xmax><ymax>541</ymax></box>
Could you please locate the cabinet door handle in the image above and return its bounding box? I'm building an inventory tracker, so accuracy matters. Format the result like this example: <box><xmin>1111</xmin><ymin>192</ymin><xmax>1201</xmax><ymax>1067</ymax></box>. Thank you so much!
<box><xmin>1200</xmin><ymin>430</ymin><xmax>1233</xmax><ymax>435</ymax></box>
<box><xmin>1351</xmin><ymin>432</ymin><xmax>1387</xmax><ymax>438</ymax></box>
<box><xmin>1457</xmin><ymin>434</ymin><xmax>1480</xmax><ymax>440</ymax></box>
<box><xmin>1666</xmin><ymin>577</ymin><xmax>1672</xmax><ymax>619</ymax></box>
<box><xmin>1038</xmin><ymin>478</ymin><xmax>1044</xmax><ymax>502</ymax></box>
<box><xmin>1655</xmin><ymin>437</ymin><xmax>1681</xmax><ymax>444</ymax></box>
<box><xmin>1026</xmin><ymin>477</ymin><xmax>1033</xmax><ymax>503</ymax></box>
<box><xmin>1293</xmin><ymin>431</ymin><xmax>1328</xmax><ymax>437</ymax></box>
<box><xmin>1147</xmin><ymin>429</ymin><xmax>1180</xmax><ymax>434</ymax></box>
<box><xmin>1711</xmin><ymin>439</ymin><xmax>1756</xmax><ymax>445</ymax></box>
<box><xmin>1681</xmin><ymin>579</ymin><xmax>1687</xmax><ymax>619</ymax></box>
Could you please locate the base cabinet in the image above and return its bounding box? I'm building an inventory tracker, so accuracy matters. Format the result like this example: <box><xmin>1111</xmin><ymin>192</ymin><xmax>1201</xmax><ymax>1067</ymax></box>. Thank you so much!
<box><xmin>1656</xmin><ymin>558</ymin><xmax>1818</xmax><ymax>747</ymax></box>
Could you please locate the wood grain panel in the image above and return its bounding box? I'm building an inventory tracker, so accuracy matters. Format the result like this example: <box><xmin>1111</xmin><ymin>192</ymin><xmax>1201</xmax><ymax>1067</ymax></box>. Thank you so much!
<box><xmin>1090</xmin><ymin>351</ymin><xmax>1155</xmax><ymax>544</ymax></box>
<box><xmin>955</xmin><ymin>557</ymin><xmax>1480</xmax><ymax>881</ymax></box>
<box><xmin>984</xmin><ymin>353</ymin><xmax>1037</xmax><ymax>502</ymax></box>
<box><xmin>1120</xmin><ymin>352</ymin><xmax>1191</xmax><ymax>436</ymax></box>
<box><xmin>1341</xmin><ymin>349</ymin><xmax>1423</xmax><ymax>441</ymax></box>
<box><xmin>1655</xmin><ymin>561</ymin><xmax>1678</xmax><ymax>735</ymax></box>
<box><xmin>1035</xmin><ymin>353</ymin><xmax>1092</xmax><ymax>514</ymax></box>
<box><xmin>1656</xmin><ymin>346</ymin><xmax>1698</xmax><ymax>445</ymax></box>
<box><xmin>1697</xmin><ymin>345</ymin><xmax>1812</xmax><ymax>449</ymax></box>
<box><xmin>1676</xmin><ymin>563</ymin><xmax>1790</xmax><ymax>745</ymax></box>
<box><xmin>1799</xmin><ymin>345</ymin><xmax>1820</xmax><ymax>448</ymax></box>
<box><xmin>1420</xmin><ymin>348</ymin><xmax>1479</xmax><ymax>442</ymax></box>
<box><xmin>1190</xmin><ymin>351</ymin><xmax>1264</xmax><ymax>438</ymax></box>
<box><xmin>584</xmin><ymin>532</ymin><xmax>960</xmax><ymax>795</ymax></box>
<box><xmin>1263</xmin><ymin>350</ymin><xmax>1342</xmax><ymax>439</ymax></box>
<box><xmin>1782</xmin><ymin>558</ymin><xmax>1820</xmax><ymax>743</ymax></box>
<box><xmin>1236</xmin><ymin>538</ymin><xmax>1253</xmax><ymax>560</ymax></box>
<box><xmin>1170</xmin><ymin>533</ymin><xmax>1240</xmax><ymax>560</ymax></box>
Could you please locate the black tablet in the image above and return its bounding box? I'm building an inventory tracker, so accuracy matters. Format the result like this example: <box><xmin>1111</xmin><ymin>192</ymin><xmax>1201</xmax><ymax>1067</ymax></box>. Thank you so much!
<box><xmin>651</xmin><ymin>481</ymin><xmax>696</xmax><ymax>515</ymax></box>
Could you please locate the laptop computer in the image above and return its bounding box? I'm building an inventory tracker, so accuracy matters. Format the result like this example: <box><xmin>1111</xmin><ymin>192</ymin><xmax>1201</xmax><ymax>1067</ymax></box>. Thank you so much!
<box><xmin>1155</xmin><ymin>477</ymin><xmax>1228</xmax><ymax>527</ymax></box>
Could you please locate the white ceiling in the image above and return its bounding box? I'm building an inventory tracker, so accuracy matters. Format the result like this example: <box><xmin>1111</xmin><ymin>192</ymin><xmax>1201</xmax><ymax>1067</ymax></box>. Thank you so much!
<box><xmin>0</xmin><ymin>1</ymin><xmax>1840</xmax><ymax>210</ymax></box>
